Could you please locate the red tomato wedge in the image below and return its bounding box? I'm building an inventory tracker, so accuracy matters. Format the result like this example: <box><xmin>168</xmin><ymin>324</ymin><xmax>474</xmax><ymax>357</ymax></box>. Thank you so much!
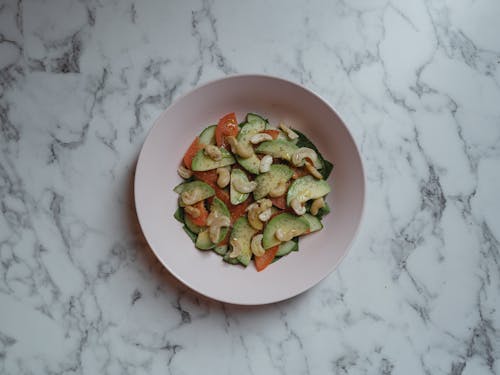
<box><xmin>183</xmin><ymin>137</ymin><xmax>202</xmax><ymax>168</ymax></box>
<box><xmin>254</xmin><ymin>245</ymin><xmax>280</xmax><ymax>272</ymax></box>
<box><xmin>185</xmin><ymin>201</ymin><xmax>208</xmax><ymax>226</ymax></box>
<box><xmin>215</xmin><ymin>113</ymin><xmax>239</xmax><ymax>147</ymax></box>
<box><xmin>229</xmin><ymin>198</ymin><xmax>252</xmax><ymax>224</ymax></box>
<box><xmin>270</xmin><ymin>195</ymin><xmax>287</xmax><ymax>210</ymax></box>
<box><xmin>192</xmin><ymin>170</ymin><xmax>218</xmax><ymax>187</ymax></box>
<box><xmin>262</xmin><ymin>129</ymin><xmax>280</xmax><ymax>139</ymax></box>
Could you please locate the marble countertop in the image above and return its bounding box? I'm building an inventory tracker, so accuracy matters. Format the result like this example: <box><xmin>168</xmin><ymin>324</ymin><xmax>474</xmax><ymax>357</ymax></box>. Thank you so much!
<box><xmin>1</xmin><ymin>0</ymin><xmax>499</xmax><ymax>374</ymax></box>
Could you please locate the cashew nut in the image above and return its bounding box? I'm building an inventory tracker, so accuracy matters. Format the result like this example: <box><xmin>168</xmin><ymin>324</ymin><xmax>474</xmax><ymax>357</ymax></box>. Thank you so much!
<box><xmin>257</xmin><ymin>198</ymin><xmax>273</xmax><ymax>210</ymax></box>
<box><xmin>247</xmin><ymin>205</ymin><xmax>263</xmax><ymax>230</ymax></box>
<box><xmin>177</xmin><ymin>165</ymin><xmax>192</xmax><ymax>179</ymax></box>
<box><xmin>279</xmin><ymin>122</ymin><xmax>298</xmax><ymax>140</ymax></box>
<box><xmin>204</xmin><ymin>144</ymin><xmax>222</xmax><ymax>161</ymax></box>
<box><xmin>208</xmin><ymin>216</ymin><xmax>230</xmax><ymax>243</ymax></box>
<box><xmin>226</xmin><ymin>136</ymin><xmax>254</xmax><ymax>158</ymax></box>
<box><xmin>275</xmin><ymin>228</ymin><xmax>299</xmax><ymax>242</ymax></box>
<box><xmin>291</xmin><ymin>147</ymin><xmax>318</xmax><ymax>167</ymax></box>
<box><xmin>184</xmin><ymin>205</ymin><xmax>201</xmax><ymax>218</ymax></box>
<box><xmin>181</xmin><ymin>189</ymin><xmax>204</xmax><ymax>206</ymax></box>
<box><xmin>310</xmin><ymin>197</ymin><xmax>325</xmax><ymax>216</ymax></box>
<box><xmin>259</xmin><ymin>155</ymin><xmax>273</xmax><ymax>173</ymax></box>
<box><xmin>246</xmin><ymin>199</ymin><xmax>272</xmax><ymax>230</ymax></box>
<box><xmin>258</xmin><ymin>208</ymin><xmax>272</xmax><ymax>222</ymax></box>
<box><xmin>305</xmin><ymin>160</ymin><xmax>323</xmax><ymax>179</ymax></box>
<box><xmin>229</xmin><ymin>238</ymin><xmax>242</xmax><ymax>258</ymax></box>
<box><xmin>216</xmin><ymin>167</ymin><xmax>230</xmax><ymax>188</ymax></box>
<box><xmin>251</xmin><ymin>234</ymin><xmax>266</xmax><ymax>257</ymax></box>
<box><xmin>232</xmin><ymin>175</ymin><xmax>257</xmax><ymax>194</ymax></box>
<box><xmin>290</xmin><ymin>198</ymin><xmax>306</xmax><ymax>216</ymax></box>
<box><xmin>250</xmin><ymin>133</ymin><xmax>273</xmax><ymax>144</ymax></box>
<box><xmin>268</xmin><ymin>180</ymin><xmax>288</xmax><ymax>197</ymax></box>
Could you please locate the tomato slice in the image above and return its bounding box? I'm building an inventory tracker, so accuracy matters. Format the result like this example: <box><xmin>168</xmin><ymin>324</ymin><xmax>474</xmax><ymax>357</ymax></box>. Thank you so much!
<box><xmin>270</xmin><ymin>195</ymin><xmax>287</xmax><ymax>210</ymax></box>
<box><xmin>186</xmin><ymin>201</ymin><xmax>208</xmax><ymax>226</ymax></box>
<box><xmin>254</xmin><ymin>245</ymin><xmax>280</xmax><ymax>272</ymax></box>
<box><xmin>291</xmin><ymin>166</ymin><xmax>309</xmax><ymax>180</ymax></box>
<box><xmin>192</xmin><ymin>170</ymin><xmax>218</xmax><ymax>187</ymax></box>
<box><xmin>262</xmin><ymin>129</ymin><xmax>280</xmax><ymax>139</ymax></box>
<box><xmin>229</xmin><ymin>197</ymin><xmax>252</xmax><ymax>224</ymax></box>
<box><xmin>215</xmin><ymin>113</ymin><xmax>239</xmax><ymax>147</ymax></box>
<box><xmin>183</xmin><ymin>137</ymin><xmax>202</xmax><ymax>168</ymax></box>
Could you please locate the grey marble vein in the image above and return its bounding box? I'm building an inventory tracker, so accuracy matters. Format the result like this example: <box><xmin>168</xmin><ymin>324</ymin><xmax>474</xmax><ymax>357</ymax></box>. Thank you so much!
<box><xmin>0</xmin><ymin>0</ymin><xmax>499</xmax><ymax>374</ymax></box>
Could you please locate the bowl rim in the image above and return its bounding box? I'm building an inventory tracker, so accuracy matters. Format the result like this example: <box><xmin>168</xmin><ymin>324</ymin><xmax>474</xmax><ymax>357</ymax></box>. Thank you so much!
<box><xmin>134</xmin><ymin>73</ymin><xmax>366</xmax><ymax>305</ymax></box>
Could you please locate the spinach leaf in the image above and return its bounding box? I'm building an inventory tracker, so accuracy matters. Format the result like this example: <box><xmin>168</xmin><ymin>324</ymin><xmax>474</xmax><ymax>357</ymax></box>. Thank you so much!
<box><xmin>294</xmin><ymin>129</ymin><xmax>334</xmax><ymax>180</ymax></box>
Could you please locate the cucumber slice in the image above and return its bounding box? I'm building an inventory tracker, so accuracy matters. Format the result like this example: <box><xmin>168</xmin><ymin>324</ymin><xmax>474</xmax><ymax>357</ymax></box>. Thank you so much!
<box><xmin>262</xmin><ymin>213</ymin><xmax>309</xmax><ymax>249</ymax></box>
<box><xmin>255</xmin><ymin>140</ymin><xmax>298</xmax><ymax>161</ymax></box>
<box><xmin>210</xmin><ymin>197</ymin><xmax>230</xmax><ymax>243</ymax></box>
<box><xmin>223</xmin><ymin>252</ymin><xmax>240</xmax><ymax>265</ymax></box>
<box><xmin>213</xmin><ymin>245</ymin><xmax>228</xmax><ymax>256</ymax></box>
<box><xmin>230</xmin><ymin>217</ymin><xmax>258</xmax><ymax>266</ymax></box>
<box><xmin>191</xmin><ymin>148</ymin><xmax>235</xmax><ymax>171</ymax></box>
<box><xmin>185</xmin><ymin>215</ymin><xmax>201</xmax><ymax>234</ymax></box>
<box><xmin>236</xmin><ymin>154</ymin><xmax>261</xmax><ymax>175</ymax></box>
<box><xmin>253</xmin><ymin>164</ymin><xmax>293</xmax><ymax>200</ymax></box>
<box><xmin>195</xmin><ymin>230</ymin><xmax>214</xmax><ymax>250</ymax></box>
<box><xmin>230</xmin><ymin>169</ymin><xmax>250</xmax><ymax>205</ymax></box>
<box><xmin>199</xmin><ymin>125</ymin><xmax>216</xmax><ymax>145</ymax></box>
<box><xmin>246</xmin><ymin>113</ymin><xmax>267</xmax><ymax>126</ymax></box>
<box><xmin>286</xmin><ymin>175</ymin><xmax>330</xmax><ymax>206</ymax></box>
<box><xmin>174</xmin><ymin>181</ymin><xmax>215</xmax><ymax>207</ymax></box>
<box><xmin>275</xmin><ymin>240</ymin><xmax>298</xmax><ymax>257</ymax></box>
<box><xmin>235</xmin><ymin>119</ymin><xmax>267</xmax><ymax>174</ymax></box>
<box><xmin>301</xmin><ymin>213</ymin><xmax>323</xmax><ymax>233</ymax></box>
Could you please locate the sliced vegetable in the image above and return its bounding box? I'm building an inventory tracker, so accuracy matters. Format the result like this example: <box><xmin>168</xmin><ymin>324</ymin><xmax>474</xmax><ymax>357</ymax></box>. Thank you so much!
<box><xmin>286</xmin><ymin>175</ymin><xmax>330</xmax><ymax>206</ymax></box>
<box><xmin>195</xmin><ymin>230</ymin><xmax>215</xmax><ymax>250</ymax></box>
<box><xmin>185</xmin><ymin>201</ymin><xmax>208</xmax><ymax>227</ymax></box>
<box><xmin>191</xmin><ymin>147</ymin><xmax>235</xmax><ymax>171</ymax></box>
<box><xmin>255</xmin><ymin>139</ymin><xmax>298</xmax><ymax>161</ymax></box>
<box><xmin>262</xmin><ymin>129</ymin><xmax>279</xmax><ymax>139</ymax></box>
<box><xmin>215</xmin><ymin>113</ymin><xmax>239</xmax><ymax>147</ymax></box>
<box><xmin>199</xmin><ymin>125</ymin><xmax>217</xmax><ymax>145</ymax></box>
<box><xmin>183</xmin><ymin>137</ymin><xmax>202</xmax><ymax>168</ymax></box>
<box><xmin>262</xmin><ymin>213</ymin><xmax>310</xmax><ymax>249</ymax></box>
<box><xmin>254</xmin><ymin>245</ymin><xmax>280</xmax><ymax>272</ymax></box>
<box><xmin>230</xmin><ymin>216</ymin><xmax>258</xmax><ymax>266</ymax></box>
<box><xmin>253</xmin><ymin>164</ymin><xmax>293</xmax><ymax>200</ymax></box>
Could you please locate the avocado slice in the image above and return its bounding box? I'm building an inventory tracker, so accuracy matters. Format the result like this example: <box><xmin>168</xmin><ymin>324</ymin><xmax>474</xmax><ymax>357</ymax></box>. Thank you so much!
<box><xmin>255</xmin><ymin>139</ymin><xmax>298</xmax><ymax>161</ymax></box>
<box><xmin>286</xmin><ymin>175</ymin><xmax>330</xmax><ymax>206</ymax></box>
<box><xmin>253</xmin><ymin>164</ymin><xmax>294</xmax><ymax>200</ymax></box>
<box><xmin>230</xmin><ymin>216</ymin><xmax>258</xmax><ymax>266</ymax></box>
<box><xmin>191</xmin><ymin>147</ymin><xmax>235</xmax><ymax>171</ymax></box>
<box><xmin>262</xmin><ymin>213</ymin><xmax>310</xmax><ymax>249</ymax></box>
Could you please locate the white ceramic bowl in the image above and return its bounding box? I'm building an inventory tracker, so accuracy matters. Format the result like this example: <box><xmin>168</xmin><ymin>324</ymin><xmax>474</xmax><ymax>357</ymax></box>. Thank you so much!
<box><xmin>134</xmin><ymin>75</ymin><xmax>364</xmax><ymax>305</ymax></box>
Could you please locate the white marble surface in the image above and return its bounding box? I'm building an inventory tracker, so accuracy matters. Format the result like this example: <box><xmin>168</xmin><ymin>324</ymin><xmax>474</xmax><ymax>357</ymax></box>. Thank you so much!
<box><xmin>1</xmin><ymin>0</ymin><xmax>500</xmax><ymax>374</ymax></box>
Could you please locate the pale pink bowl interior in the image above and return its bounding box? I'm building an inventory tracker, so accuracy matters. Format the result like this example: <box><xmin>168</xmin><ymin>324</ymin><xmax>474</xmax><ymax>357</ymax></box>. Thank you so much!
<box><xmin>134</xmin><ymin>75</ymin><xmax>365</xmax><ymax>305</ymax></box>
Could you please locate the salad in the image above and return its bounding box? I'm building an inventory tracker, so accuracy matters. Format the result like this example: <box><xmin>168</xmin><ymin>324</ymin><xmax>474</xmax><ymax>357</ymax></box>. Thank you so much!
<box><xmin>174</xmin><ymin>113</ymin><xmax>333</xmax><ymax>271</ymax></box>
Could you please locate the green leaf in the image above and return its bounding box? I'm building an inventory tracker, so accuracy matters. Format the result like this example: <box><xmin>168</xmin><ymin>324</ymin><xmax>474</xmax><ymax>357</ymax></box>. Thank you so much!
<box><xmin>316</xmin><ymin>202</ymin><xmax>331</xmax><ymax>220</ymax></box>
<box><xmin>183</xmin><ymin>225</ymin><xmax>197</xmax><ymax>243</ymax></box>
<box><xmin>294</xmin><ymin>129</ymin><xmax>334</xmax><ymax>179</ymax></box>
<box><xmin>174</xmin><ymin>207</ymin><xmax>184</xmax><ymax>223</ymax></box>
